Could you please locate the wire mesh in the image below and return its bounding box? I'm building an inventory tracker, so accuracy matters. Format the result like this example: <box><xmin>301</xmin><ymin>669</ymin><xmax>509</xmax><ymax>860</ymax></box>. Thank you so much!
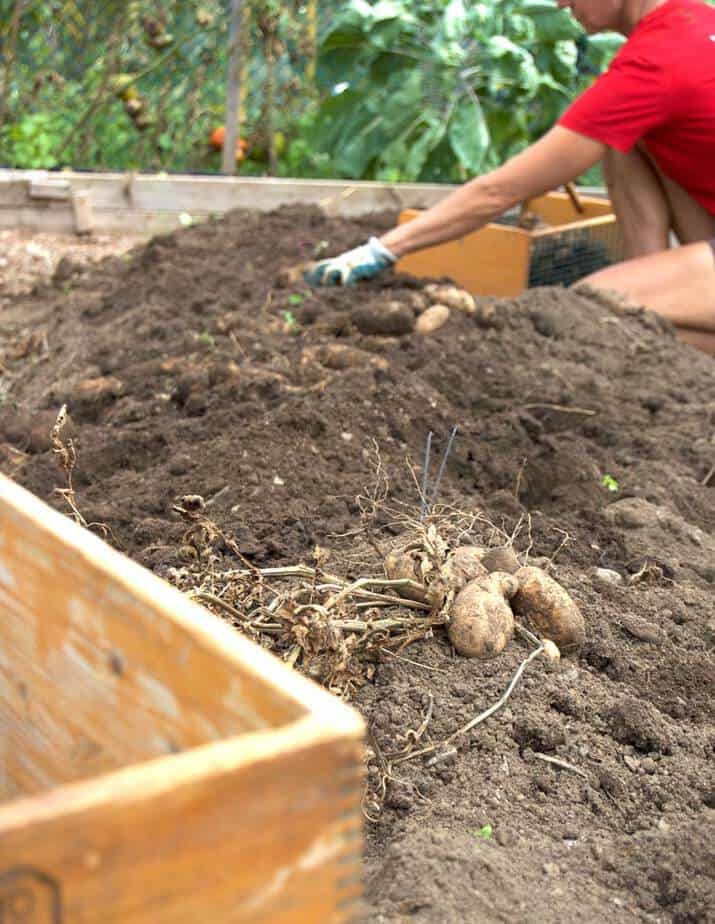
<box><xmin>527</xmin><ymin>221</ymin><xmax>623</xmax><ymax>288</ymax></box>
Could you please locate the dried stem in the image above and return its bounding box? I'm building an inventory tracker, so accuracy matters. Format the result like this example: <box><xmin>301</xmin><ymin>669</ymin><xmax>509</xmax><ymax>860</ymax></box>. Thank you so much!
<box><xmin>393</xmin><ymin>638</ymin><xmax>545</xmax><ymax>766</ymax></box>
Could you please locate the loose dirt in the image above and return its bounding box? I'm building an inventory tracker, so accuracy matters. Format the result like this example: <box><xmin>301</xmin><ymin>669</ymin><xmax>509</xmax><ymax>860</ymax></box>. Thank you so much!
<box><xmin>1</xmin><ymin>206</ymin><xmax>713</xmax><ymax>923</ymax></box>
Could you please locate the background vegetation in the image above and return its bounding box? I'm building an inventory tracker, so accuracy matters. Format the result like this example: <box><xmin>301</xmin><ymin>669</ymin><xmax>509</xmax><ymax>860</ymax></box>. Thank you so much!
<box><xmin>0</xmin><ymin>0</ymin><xmax>624</xmax><ymax>182</ymax></box>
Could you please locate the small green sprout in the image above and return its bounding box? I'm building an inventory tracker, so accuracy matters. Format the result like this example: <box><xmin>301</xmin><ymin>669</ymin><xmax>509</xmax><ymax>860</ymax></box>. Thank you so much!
<box><xmin>197</xmin><ymin>331</ymin><xmax>215</xmax><ymax>347</ymax></box>
<box><xmin>288</xmin><ymin>292</ymin><xmax>305</xmax><ymax>306</ymax></box>
<box><xmin>475</xmin><ymin>824</ymin><xmax>493</xmax><ymax>839</ymax></box>
<box><xmin>282</xmin><ymin>310</ymin><xmax>297</xmax><ymax>329</ymax></box>
<box><xmin>601</xmin><ymin>474</ymin><xmax>620</xmax><ymax>493</ymax></box>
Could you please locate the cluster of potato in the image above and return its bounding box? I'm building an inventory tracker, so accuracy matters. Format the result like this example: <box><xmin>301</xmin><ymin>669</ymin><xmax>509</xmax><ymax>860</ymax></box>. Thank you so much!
<box><xmin>276</xmin><ymin>260</ymin><xmax>496</xmax><ymax>333</ymax></box>
<box><xmin>384</xmin><ymin>537</ymin><xmax>585</xmax><ymax>660</ymax></box>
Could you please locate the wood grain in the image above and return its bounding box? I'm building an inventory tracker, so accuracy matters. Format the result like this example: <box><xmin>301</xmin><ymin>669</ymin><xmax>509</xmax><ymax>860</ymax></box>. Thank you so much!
<box><xmin>396</xmin><ymin>209</ymin><xmax>531</xmax><ymax>297</ymax></box>
<box><xmin>0</xmin><ymin>474</ymin><xmax>365</xmax><ymax>920</ymax></box>
<box><xmin>0</xmin><ymin>473</ymin><xmax>363</xmax><ymax>790</ymax></box>
<box><xmin>0</xmin><ymin>717</ymin><xmax>364</xmax><ymax>923</ymax></box>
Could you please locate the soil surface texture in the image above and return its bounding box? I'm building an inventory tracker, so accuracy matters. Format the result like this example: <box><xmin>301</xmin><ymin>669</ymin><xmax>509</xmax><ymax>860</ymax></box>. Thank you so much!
<box><xmin>1</xmin><ymin>206</ymin><xmax>714</xmax><ymax>924</ymax></box>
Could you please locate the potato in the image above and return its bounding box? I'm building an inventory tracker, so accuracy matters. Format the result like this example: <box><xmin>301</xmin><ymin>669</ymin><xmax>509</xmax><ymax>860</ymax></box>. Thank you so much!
<box><xmin>276</xmin><ymin>261</ymin><xmax>313</xmax><ymax>288</ymax></box>
<box><xmin>415</xmin><ymin>304</ymin><xmax>450</xmax><ymax>335</ymax></box>
<box><xmin>511</xmin><ymin>566</ymin><xmax>585</xmax><ymax>653</ymax></box>
<box><xmin>384</xmin><ymin>543</ymin><xmax>487</xmax><ymax>608</ymax></box>
<box><xmin>424</xmin><ymin>283</ymin><xmax>476</xmax><ymax>315</ymax></box>
<box><xmin>541</xmin><ymin>639</ymin><xmax>561</xmax><ymax>662</ymax></box>
<box><xmin>406</xmin><ymin>291</ymin><xmax>429</xmax><ymax>314</ymax></box>
<box><xmin>447</xmin><ymin>573</ymin><xmax>515</xmax><ymax>658</ymax></box>
<box><xmin>481</xmin><ymin>546</ymin><xmax>520</xmax><ymax>575</ymax></box>
<box><xmin>445</xmin><ymin>545</ymin><xmax>488</xmax><ymax>586</ymax></box>
<box><xmin>384</xmin><ymin>547</ymin><xmax>440</xmax><ymax>606</ymax></box>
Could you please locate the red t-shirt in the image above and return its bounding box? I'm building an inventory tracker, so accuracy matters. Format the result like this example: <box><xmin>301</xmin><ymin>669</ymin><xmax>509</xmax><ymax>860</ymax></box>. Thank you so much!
<box><xmin>559</xmin><ymin>0</ymin><xmax>715</xmax><ymax>214</ymax></box>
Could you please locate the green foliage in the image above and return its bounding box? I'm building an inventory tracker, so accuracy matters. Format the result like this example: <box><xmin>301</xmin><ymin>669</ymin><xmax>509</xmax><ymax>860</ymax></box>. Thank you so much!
<box><xmin>601</xmin><ymin>474</ymin><xmax>620</xmax><ymax>493</ymax></box>
<box><xmin>0</xmin><ymin>0</ymin><xmax>624</xmax><ymax>180</ymax></box>
<box><xmin>312</xmin><ymin>0</ymin><xmax>624</xmax><ymax>182</ymax></box>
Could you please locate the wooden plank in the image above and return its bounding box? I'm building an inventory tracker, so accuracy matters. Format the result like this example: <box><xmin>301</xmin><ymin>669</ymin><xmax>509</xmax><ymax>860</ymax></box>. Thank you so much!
<box><xmin>396</xmin><ymin>209</ymin><xmax>531</xmax><ymax>296</ymax></box>
<box><xmin>28</xmin><ymin>179</ymin><xmax>71</xmax><ymax>201</ymax></box>
<box><xmin>222</xmin><ymin>0</ymin><xmax>246</xmax><ymax>177</ymax></box>
<box><xmin>530</xmin><ymin>212</ymin><xmax>618</xmax><ymax>238</ymax></box>
<box><xmin>524</xmin><ymin>191</ymin><xmax>613</xmax><ymax>226</ymax></box>
<box><xmin>0</xmin><ymin>206</ymin><xmax>172</xmax><ymax>235</ymax></box>
<box><xmin>0</xmin><ymin>715</ymin><xmax>364</xmax><ymax>923</ymax></box>
<box><xmin>72</xmin><ymin>190</ymin><xmax>94</xmax><ymax>234</ymax></box>
<box><xmin>0</xmin><ymin>169</ymin><xmax>455</xmax><ymax>217</ymax></box>
<box><xmin>0</xmin><ymin>474</ymin><xmax>363</xmax><ymax>799</ymax></box>
<box><xmin>0</xmin><ymin>180</ymin><xmax>30</xmax><ymax>207</ymax></box>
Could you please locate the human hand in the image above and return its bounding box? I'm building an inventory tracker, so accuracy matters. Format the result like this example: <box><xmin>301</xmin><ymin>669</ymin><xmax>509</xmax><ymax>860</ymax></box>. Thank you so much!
<box><xmin>304</xmin><ymin>237</ymin><xmax>396</xmax><ymax>286</ymax></box>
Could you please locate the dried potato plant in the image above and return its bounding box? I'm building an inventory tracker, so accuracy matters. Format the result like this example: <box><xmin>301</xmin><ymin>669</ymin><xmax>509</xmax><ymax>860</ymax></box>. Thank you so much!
<box><xmin>171</xmin><ymin>442</ymin><xmax>523</xmax><ymax>698</ymax></box>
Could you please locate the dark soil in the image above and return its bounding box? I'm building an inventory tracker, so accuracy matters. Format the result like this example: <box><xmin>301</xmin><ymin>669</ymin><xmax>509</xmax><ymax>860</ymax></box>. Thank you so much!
<box><xmin>2</xmin><ymin>205</ymin><xmax>714</xmax><ymax>923</ymax></box>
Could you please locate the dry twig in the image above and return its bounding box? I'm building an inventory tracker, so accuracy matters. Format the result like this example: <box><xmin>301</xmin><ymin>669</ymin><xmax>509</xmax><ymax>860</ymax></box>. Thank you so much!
<box><xmin>532</xmin><ymin>752</ymin><xmax>589</xmax><ymax>781</ymax></box>
<box><xmin>393</xmin><ymin>635</ymin><xmax>545</xmax><ymax>766</ymax></box>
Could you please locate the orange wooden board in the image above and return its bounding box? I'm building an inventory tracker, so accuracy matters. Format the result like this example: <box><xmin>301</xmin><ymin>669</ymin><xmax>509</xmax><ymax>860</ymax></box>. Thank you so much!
<box><xmin>0</xmin><ymin>474</ymin><xmax>365</xmax><ymax>922</ymax></box>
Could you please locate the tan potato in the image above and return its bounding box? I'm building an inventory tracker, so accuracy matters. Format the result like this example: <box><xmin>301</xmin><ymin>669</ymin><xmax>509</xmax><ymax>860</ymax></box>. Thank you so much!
<box><xmin>276</xmin><ymin>261</ymin><xmax>313</xmax><ymax>288</ymax></box>
<box><xmin>301</xmin><ymin>343</ymin><xmax>388</xmax><ymax>372</ymax></box>
<box><xmin>384</xmin><ymin>542</ymin><xmax>487</xmax><ymax>608</ymax></box>
<box><xmin>424</xmin><ymin>283</ymin><xmax>476</xmax><ymax>315</ymax></box>
<box><xmin>511</xmin><ymin>566</ymin><xmax>585</xmax><ymax>653</ymax></box>
<box><xmin>384</xmin><ymin>547</ymin><xmax>440</xmax><ymax>606</ymax></box>
<box><xmin>481</xmin><ymin>546</ymin><xmax>520</xmax><ymax>575</ymax></box>
<box><xmin>415</xmin><ymin>304</ymin><xmax>450</xmax><ymax>335</ymax></box>
<box><xmin>541</xmin><ymin>639</ymin><xmax>561</xmax><ymax>662</ymax></box>
<box><xmin>445</xmin><ymin>546</ymin><xmax>487</xmax><ymax>586</ymax></box>
<box><xmin>447</xmin><ymin>574</ymin><xmax>515</xmax><ymax>658</ymax></box>
<box><xmin>482</xmin><ymin>571</ymin><xmax>519</xmax><ymax>600</ymax></box>
<box><xmin>405</xmin><ymin>291</ymin><xmax>429</xmax><ymax>314</ymax></box>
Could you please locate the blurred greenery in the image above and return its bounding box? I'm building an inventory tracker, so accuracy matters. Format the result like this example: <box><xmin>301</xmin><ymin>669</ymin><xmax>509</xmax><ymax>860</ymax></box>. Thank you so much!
<box><xmin>0</xmin><ymin>0</ymin><xmax>624</xmax><ymax>182</ymax></box>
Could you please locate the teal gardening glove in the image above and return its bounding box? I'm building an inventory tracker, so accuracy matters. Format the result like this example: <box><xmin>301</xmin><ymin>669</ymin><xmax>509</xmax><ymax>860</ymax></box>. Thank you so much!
<box><xmin>304</xmin><ymin>237</ymin><xmax>396</xmax><ymax>286</ymax></box>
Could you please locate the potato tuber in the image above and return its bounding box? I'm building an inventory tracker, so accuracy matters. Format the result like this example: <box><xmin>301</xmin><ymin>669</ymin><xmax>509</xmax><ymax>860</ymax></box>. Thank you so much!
<box><xmin>541</xmin><ymin>639</ymin><xmax>561</xmax><ymax>662</ymax></box>
<box><xmin>384</xmin><ymin>546</ymin><xmax>440</xmax><ymax>605</ymax></box>
<box><xmin>481</xmin><ymin>546</ymin><xmax>520</xmax><ymax>575</ymax></box>
<box><xmin>384</xmin><ymin>542</ymin><xmax>488</xmax><ymax>609</ymax></box>
<box><xmin>424</xmin><ymin>284</ymin><xmax>476</xmax><ymax>315</ymax></box>
<box><xmin>415</xmin><ymin>304</ymin><xmax>450</xmax><ymax>335</ymax></box>
<box><xmin>445</xmin><ymin>546</ymin><xmax>488</xmax><ymax>587</ymax></box>
<box><xmin>511</xmin><ymin>566</ymin><xmax>585</xmax><ymax>653</ymax></box>
<box><xmin>447</xmin><ymin>572</ymin><xmax>517</xmax><ymax>658</ymax></box>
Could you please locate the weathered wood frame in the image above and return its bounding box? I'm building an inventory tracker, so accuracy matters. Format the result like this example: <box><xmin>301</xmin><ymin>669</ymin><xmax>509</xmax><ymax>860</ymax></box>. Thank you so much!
<box><xmin>0</xmin><ymin>168</ymin><xmax>461</xmax><ymax>234</ymax></box>
<box><xmin>0</xmin><ymin>474</ymin><xmax>365</xmax><ymax>923</ymax></box>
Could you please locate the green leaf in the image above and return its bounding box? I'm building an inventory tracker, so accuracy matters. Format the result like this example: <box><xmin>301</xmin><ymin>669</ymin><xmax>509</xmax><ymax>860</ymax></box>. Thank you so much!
<box><xmin>404</xmin><ymin>117</ymin><xmax>447</xmax><ymax>180</ymax></box>
<box><xmin>520</xmin><ymin>0</ymin><xmax>582</xmax><ymax>41</ymax></box>
<box><xmin>443</xmin><ymin>0</ymin><xmax>467</xmax><ymax>41</ymax></box>
<box><xmin>475</xmin><ymin>824</ymin><xmax>493</xmax><ymax>839</ymax></box>
<box><xmin>448</xmin><ymin>93</ymin><xmax>490</xmax><ymax>175</ymax></box>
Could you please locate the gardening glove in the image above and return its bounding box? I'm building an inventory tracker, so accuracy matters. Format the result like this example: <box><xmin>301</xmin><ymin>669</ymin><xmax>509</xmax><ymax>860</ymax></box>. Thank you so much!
<box><xmin>304</xmin><ymin>237</ymin><xmax>396</xmax><ymax>287</ymax></box>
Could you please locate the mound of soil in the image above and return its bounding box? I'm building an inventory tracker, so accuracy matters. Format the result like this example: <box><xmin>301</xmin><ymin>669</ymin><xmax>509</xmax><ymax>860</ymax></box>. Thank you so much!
<box><xmin>1</xmin><ymin>206</ymin><xmax>714</xmax><ymax>923</ymax></box>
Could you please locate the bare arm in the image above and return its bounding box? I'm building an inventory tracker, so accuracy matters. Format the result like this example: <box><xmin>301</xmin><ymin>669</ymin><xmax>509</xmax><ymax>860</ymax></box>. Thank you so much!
<box><xmin>380</xmin><ymin>127</ymin><xmax>606</xmax><ymax>258</ymax></box>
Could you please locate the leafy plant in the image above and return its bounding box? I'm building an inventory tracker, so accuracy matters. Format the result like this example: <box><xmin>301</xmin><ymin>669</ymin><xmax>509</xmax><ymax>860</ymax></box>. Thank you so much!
<box><xmin>601</xmin><ymin>474</ymin><xmax>620</xmax><ymax>492</ymax></box>
<box><xmin>0</xmin><ymin>0</ymin><xmax>624</xmax><ymax>179</ymax></box>
<box><xmin>312</xmin><ymin>0</ymin><xmax>624</xmax><ymax>182</ymax></box>
<box><xmin>475</xmin><ymin>824</ymin><xmax>493</xmax><ymax>839</ymax></box>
